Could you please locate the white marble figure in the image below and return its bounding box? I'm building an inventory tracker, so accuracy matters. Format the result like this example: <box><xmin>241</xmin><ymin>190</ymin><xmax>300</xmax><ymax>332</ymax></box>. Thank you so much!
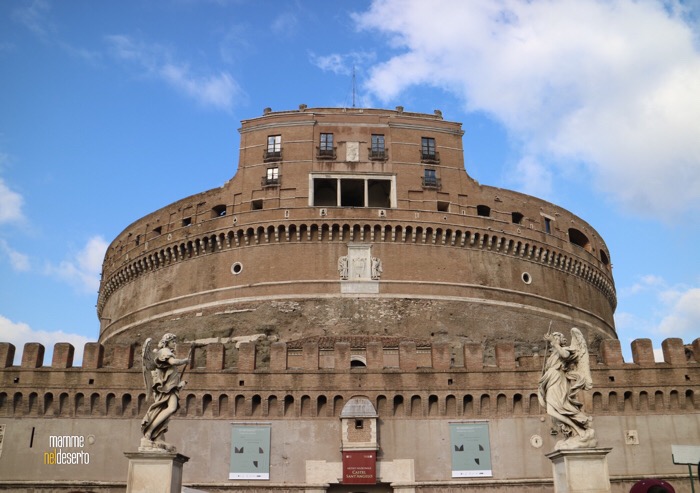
<box><xmin>538</xmin><ymin>328</ymin><xmax>597</xmax><ymax>450</ymax></box>
<box><xmin>338</xmin><ymin>256</ymin><xmax>349</xmax><ymax>279</ymax></box>
<box><xmin>140</xmin><ymin>333</ymin><xmax>191</xmax><ymax>451</ymax></box>
<box><xmin>371</xmin><ymin>257</ymin><xmax>383</xmax><ymax>280</ymax></box>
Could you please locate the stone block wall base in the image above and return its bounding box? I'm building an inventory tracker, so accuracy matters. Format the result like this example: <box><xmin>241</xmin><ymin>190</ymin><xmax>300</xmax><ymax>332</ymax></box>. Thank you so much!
<box><xmin>546</xmin><ymin>448</ymin><xmax>612</xmax><ymax>493</ymax></box>
<box><xmin>124</xmin><ymin>451</ymin><xmax>190</xmax><ymax>493</ymax></box>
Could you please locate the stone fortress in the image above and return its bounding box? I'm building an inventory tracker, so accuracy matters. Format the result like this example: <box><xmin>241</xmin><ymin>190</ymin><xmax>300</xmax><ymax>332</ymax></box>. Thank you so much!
<box><xmin>0</xmin><ymin>106</ymin><xmax>697</xmax><ymax>492</ymax></box>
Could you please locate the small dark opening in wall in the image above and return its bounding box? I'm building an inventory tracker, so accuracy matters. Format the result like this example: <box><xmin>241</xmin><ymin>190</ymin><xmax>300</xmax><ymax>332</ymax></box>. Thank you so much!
<box><xmin>685</xmin><ymin>374</ymin><xmax>690</xmax><ymax>381</ymax></box>
<box><xmin>512</xmin><ymin>212</ymin><xmax>524</xmax><ymax>224</ymax></box>
<box><xmin>448</xmin><ymin>378</ymin><xmax>453</xmax><ymax>385</ymax></box>
<box><xmin>152</xmin><ymin>226</ymin><xmax>162</xmax><ymax>236</ymax></box>
<box><xmin>341</xmin><ymin>179</ymin><xmax>364</xmax><ymax>207</ymax></box>
<box><xmin>239</xmin><ymin>380</ymin><xmax>245</xmax><ymax>386</ymax></box>
<box><xmin>437</xmin><ymin>201</ymin><xmax>450</xmax><ymax>212</ymax></box>
<box><xmin>182</xmin><ymin>217</ymin><xmax>192</xmax><ymax>227</ymax></box>
<box><xmin>568</xmin><ymin>228</ymin><xmax>592</xmax><ymax>252</ymax></box>
<box><xmin>13</xmin><ymin>377</ymin><xmax>19</xmax><ymax>383</ymax></box>
<box><xmin>350</xmin><ymin>359</ymin><xmax>366</xmax><ymax>368</ymax></box>
<box><xmin>477</xmin><ymin>205</ymin><xmax>490</xmax><ymax>217</ymax></box>
<box><xmin>212</xmin><ymin>204</ymin><xmax>227</xmax><ymax>217</ymax></box>
<box><xmin>609</xmin><ymin>376</ymin><xmax>615</xmax><ymax>382</ymax></box>
<box><xmin>544</xmin><ymin>217</ymin><xmax>552</xmax><ymax>234</ymax></box>
<box><xmin>135</xmin><ymin>234</ymin><xmax>141</xmax><ymax>246</ymax></box>
<box><xmin>88</xmin><ymin>379</ymin><xmax>94</xmax><ymax>385</ymax></box>
<box><xmin>600</xmin><ymin>250</ymin><xmax>610</xmax><ymax>266</ymax></box>
<box><xmin>251</xmin><ymin>199</ymin><xmax>263</xmax><ymax>211</ymax></box>
<box><xmin>355</xmin><ymin>419</ymin><xmax>364</xmax><ymax>429</ymax></box>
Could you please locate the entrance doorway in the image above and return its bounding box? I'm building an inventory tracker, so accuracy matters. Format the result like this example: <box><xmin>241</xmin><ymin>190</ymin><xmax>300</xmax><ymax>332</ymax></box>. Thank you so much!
<box><xmin>327</xmin><ymin>484</ymin><xmax>393</xmax><ymax>493</ymax></box>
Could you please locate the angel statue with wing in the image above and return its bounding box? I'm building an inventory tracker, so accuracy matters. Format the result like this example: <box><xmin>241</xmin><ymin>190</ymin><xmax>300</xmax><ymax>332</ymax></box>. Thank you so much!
<box><xmin>538</xmin><ymin>328</ymin><xmax>598</xmax><ymax>450</ymax></box>
<box><xmin>140</xmin><ymin>333</ymin><xmax>191</xmax><ymax>450</ymax></box>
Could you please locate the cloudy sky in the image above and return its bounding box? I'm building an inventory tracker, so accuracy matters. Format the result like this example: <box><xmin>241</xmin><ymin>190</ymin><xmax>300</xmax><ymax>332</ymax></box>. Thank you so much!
<box><xmin>1</xmin><ymin>0</ymin><xmax>699</xmax><ymax>365</ymax></box>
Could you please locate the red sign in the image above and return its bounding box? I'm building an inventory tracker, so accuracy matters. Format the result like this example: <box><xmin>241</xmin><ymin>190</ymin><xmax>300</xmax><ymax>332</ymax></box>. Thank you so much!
<box><xmin>342</xmin><ymin>451</ymin><xmax>376</xmax><ymax>484</ymax></box>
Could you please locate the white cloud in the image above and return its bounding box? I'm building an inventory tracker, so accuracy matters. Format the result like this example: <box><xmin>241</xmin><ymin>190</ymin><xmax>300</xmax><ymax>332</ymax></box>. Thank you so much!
<box><xmin>45</xmin><ymin>236</ymin><xmax>108</xmax><ymax>293</ymax></box>
<box><xmin>11</xmin><ymin>0</ymin><xmax>52</xmax><ymax>39</ymax></box>
<box><xmin>0</xmin><ymin>315</ymin><xmax>89</xmax><ymax>366</ymax></box>
<box><xmin>657</xmin><ymin>287</ymin><xmax>700</xmax><ymax>336</ymax></box>
<box><xmin>106</xmin><ymin>34</ymin><xmax>241</xmax><ymax>111</ymax></box>
<box><xmin>354</xmin><ymin>0</ymin><xmax>700</xmax><ymax>220</ymax></box>
<box><xmin>0</xmin><ymin>177</ymin><xmax>25</xmax><ymax>224</ymax></box>
<box><xmin>0</xmin><ymin>239</ymin><xmax>30</xmax><ymax>271</ymax></box>
<box><xmin>310</xmin><ymin>51</ymin><xmax>376</xmax><ymax>76</ymax></box>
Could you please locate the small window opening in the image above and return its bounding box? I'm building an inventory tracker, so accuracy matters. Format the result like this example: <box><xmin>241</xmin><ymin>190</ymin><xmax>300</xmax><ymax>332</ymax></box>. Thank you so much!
<box><xmin>355</xmin><ymin>419</ymin><xmax>364</xmax><ymax>429</ymax></box>
<box><xmin>370</xmin><ymin>134</ymin><xmax>386</xmax><ymax>159</ymax></box>
<box><xmin>88</xmin><ymin>378</ymin><xmax>94</xmax><ymax>385</ymax></box>
<box><xmin>182</xmin><ymin>217</ymin><xmax>192</xmax><ymax>227</ymax></box>
<box><xmin>239</xmin><ymin>380</ymin><xmax>245</xmax><ymax>386</ymax></box>
<box><xmin>600</xmin><ymin>250</ymin><xmax>610</xmax><ymax>266</ymax></box>
<box><xmin>477</xmin><ymin>205</ymin><xmax>491</xmax><ymax>217</ymax></box>
<box><xmin>437</xmin><ymin>201</ymin><xmax>450</xmax><ymax>212</ymax></box>
<box><xmin>350</xmin><ymin>359</ymin><xmax>367</xmax><ymax>368</ymax></box>
<box><xmin>609</xmin><ymin>376</ymin><xmax>615</xmax><ymax>382</ymax></box>
<box><xmin>421</xmin><ymin>137</ymin><xmax>437</xmax><ymax>161</ymax></box>
<box><xmin>318</xmin><ymin>133</ymin><xmax>335</xmax><ymax>158</ymax></box>
<box><xmin>135</xmin><ymin>235</ymin><xmax>141</xmax><ymax>246</ymax></box>
<box><xmin>423</xmin><ymin>168</ymin><xmax>438</xmax><ymax>187</ymax></box>
<box><xmin>251</xmin><ymin>199</ymin><xmax>263</xmax><ymax>211</ymax></box>
<box><xmin>512</xmin><ymin>212</ymin><xmax>524</xmax><ymax>224</ymax></box>
<box><xmin>152</xmin><ymin>226</ymin><xmax>162</xmax><ymax>236</ymax></box>
<box><xmin>568</xmin><ymin>228</ymin><xmax>592</xmax><ymax>252</ymax></box>
<box><xmin>544</xmin><ymin>217</ymin><xmax>552</xmax><ymax>234</ymax></box>
<box><xmin>265</xmin><ymin>135</ymin><xmax>282</xmax><ymax>160</ymax></box>
<box><xmin>212</xmin><ymin>205</ymin><xmax>227</xmax><ymax>218</ymax></box>
<box><xmin>368</xmin><ymin>179</ymin><xmax>391</xmax><ymax>208</ymax></box>
<box><xmin>313</xmin><ymin>178</ymin><xmax>337</xmax><ymax>206</ymax></box>
<box><xmin>341</xmin><ymin>179</ymin><xmax>364</xmax><ymax>207</ymax></box>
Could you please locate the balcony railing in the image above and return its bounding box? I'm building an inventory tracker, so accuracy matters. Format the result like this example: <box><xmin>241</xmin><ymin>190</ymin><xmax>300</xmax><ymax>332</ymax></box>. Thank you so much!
<box><xmin>420</xmin><ymin>150</ymin><xmax>440</xmax><ymax>164</ymax></box>
<box><xmin>316</xmin><ymin>147</ymin><xmax>337</xmax><ymax>160</ymax></box>
<box><xmin>422</xmin><ymin>176</ymin><xmax>442</xmax><ymax>189</ymax></box>
<box><xmin>261</xmin><ymin>175</ymin><xmax>282</xmax><ymax>187</ymax></box>
<box><xmin>368</xmin><ymin>149</ymin><xmax>388</xmax><ymax>161</ymax></box>
<box><xmin>263</xmin><ymin>149</ymin><xmax>282</xmax><ymax>162</ymax></box>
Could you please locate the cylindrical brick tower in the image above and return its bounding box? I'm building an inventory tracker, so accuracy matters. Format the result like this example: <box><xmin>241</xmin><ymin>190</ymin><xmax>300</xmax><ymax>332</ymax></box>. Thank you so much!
<box><xmin>97</xmin><ymin>107</ymin><xmax>616</xmax><ymax>357</ymax></box>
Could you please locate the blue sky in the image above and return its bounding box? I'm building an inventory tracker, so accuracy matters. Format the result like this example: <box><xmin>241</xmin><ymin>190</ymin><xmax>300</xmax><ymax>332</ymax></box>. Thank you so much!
<box><xmin>1</xmin><ymin>0</ymin><xmax>699</xmax><ymax>365</ymax></box>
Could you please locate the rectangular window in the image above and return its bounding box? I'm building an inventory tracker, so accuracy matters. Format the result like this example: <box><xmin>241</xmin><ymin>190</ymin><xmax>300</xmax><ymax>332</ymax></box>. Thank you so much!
<box><xmin>265</xmin><ymin>135</ymin><xmax>281</xmax><ymax>161</ymax></box>
<box><xmin>263</xmin><ymin>167</ymin><xmax>280</xmax><ymax>186</ymax></box>
<box><xmin>311</xmin><ymin>175</ymin><xmax>394</xmax><ymax>208</ymax></box>
<box><xmin>544</xmin><ymin>217</ymin><xmax>552</xmax><ymax>234</ymax></box>
<box><xmin>340</xmin><ymin>179</ymin><xmax>365</xmax><ymax>207</ymax></box>
<box><xmin>423</xmin><ymin>169</ymin><xmax>439</xmax><ymax>188</ymax></box>
<box><xmin>320</xmin><ymin>133</ymin><xmax>333</xmax><ymax>151</ymax></box>
<box><xmin>370</xmin><ymin>134</ymin><xmax>386</xmax><ymax>160</ymax></box>
<box><xmin>421</xmin><ymin>137</ymin><xmax>436</xmax><ymax>160</ymax></box>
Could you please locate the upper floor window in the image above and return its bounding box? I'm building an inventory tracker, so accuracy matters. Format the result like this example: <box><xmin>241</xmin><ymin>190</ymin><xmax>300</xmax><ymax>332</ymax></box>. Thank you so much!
<box><xmin>262</xmin><ymin>166</ymin><xmax>280</xmax><ymax>187</ymax></box>
<box><xmin>421</xmin><ymin>137</ymin><xmax>439</xmax><ymax>162</ymax></box>
<box><xmin>544</xmin><ymin>217</ymin><xmax>552</xmax><ymax>234</ymax></box>
<box><xmin>370</xmin><ymin>134</ymin><xmax>386</xmax><ymax>160</ymax></box>
<box><xmin>318</xmin><ymin>133</ymin><xmax>335</xmax><ymax>159</ymax></box>
<box><xmin>311</xmin><ymin>174</ymin><xmax>395</xmax><ymax>208</ymax></box>
<box><xmin>264</xmin><ymin>135</ymin><xmax>282</xmax><ymax>161</ymax></box>
<box><xmin>422</xmin><ymin>168</ymin><xmax>440</xmax><ymax>189</ymax></box>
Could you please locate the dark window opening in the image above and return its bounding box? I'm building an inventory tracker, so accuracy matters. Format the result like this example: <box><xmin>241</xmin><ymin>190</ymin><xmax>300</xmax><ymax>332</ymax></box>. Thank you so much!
<box><xmin>370</xmin><ymin>134</ymin><xmax>386</xmax><ymax>160</ymax></box>
<box><xmin>355</xmin><ymin>419</ymin><xmax>364</xmax><ymax>429</ymax></box>
<box><xmin>341</xmin><ymin>179</ymin><xmax>364</xmax><ymax>207</ymax></box>
<box><xmin>135</xmin><ymin>235</ymin><xmax>141</xmax><ymax>246</ymax></box>
<box><xmin>251</xmin><ymin>199</ymin><xmax>263</xmax><ymax>210</ymax></box>
<box><xmin>182</xmin><ymin>217</ymin><xmax>192</xmax><ymax>227</ymax></box>
<box><xmin>313</xmin><ymin>178</ymin><xmax>337</xmax><ymax>206</ymax></box>
<box><xmin>544</xmin><ymin>217</ymin><xmax>552</xmax><ymax>234</ymax></box>
<box><xmin>368</xmin><ymin>179</ymin><xmax>391</xmax><ymax>208</ymax></box>
<box><xmin>568</xmin><ymin>228</ymin><xmax>592</xmax><ymax>252</ymax></box>
<box><xmin>152</xmin><ymin>226</ymin><xmax>162</xmax><ymax>236</ymax></box>
<box><xmin>421</xmin><ymin>137</ymin><xmax>437</xmax><ymax>162</ymax></box>
<box><xmin>351</xmin><ymin>359</ymin><xmax>367</xmax><ymax>368</ymax></box>
<box><xmin>212</xmin><ymin>205</ymin><xmax>227</xmax><ymax>218</ymax></box>
<box><xmin>477</xmin><ymin>205</ymin><xmax>491</xmax><ymax>217</ymax></box>
<box><xmin>437</xmin><ymin>201</ymin><xmax>450</xmax><ymax>212</ymax></box>
<box><xmin>512</xmin><ymin>212</ymin><xmax>524</xmax><ymax>224</ymax></box>
<box><xmin>600</xmin><ymin>250</ymin><xmax>610</xmax><ymax>266</ymax></box>
<box><xmin>422</xmin><ymin>168</ymin><xmax>440</xmax><ymax>188</ymax></box>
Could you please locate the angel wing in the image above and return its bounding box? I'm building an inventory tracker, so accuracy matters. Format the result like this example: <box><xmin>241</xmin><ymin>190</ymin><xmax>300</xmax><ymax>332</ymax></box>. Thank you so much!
<box><xmin>141</xmin><ymin>338</ymin><xmax>156</xmax><ymax>399</ymax></box>
<box><xmin>569</xmin><ymin>328</ymin><xmax>592</xmax><ymax>391</ymax></box>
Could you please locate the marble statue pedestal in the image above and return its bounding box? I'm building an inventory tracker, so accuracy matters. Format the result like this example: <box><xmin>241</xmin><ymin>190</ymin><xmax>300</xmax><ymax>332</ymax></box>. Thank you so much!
<box><xmin>546</xmin><ymin>448</ymin><xmax>612</xmax><ymax>493</ymax></box>
<box><xmin>124</xmin><ymin>451</ymin><xmax>190</xmax><ymax>493</ymax></box>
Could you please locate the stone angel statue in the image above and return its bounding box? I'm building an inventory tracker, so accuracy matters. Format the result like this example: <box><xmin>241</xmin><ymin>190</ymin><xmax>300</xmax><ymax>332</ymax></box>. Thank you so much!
<box><xmin>140</xmin><ymin>333</ymin><xmax>192</xmax><ymax>451</ymax></box>
<box><xmin>538</xmin><ymin>327</ymin><xmax>597</xmax><ymax>450</ymax></box>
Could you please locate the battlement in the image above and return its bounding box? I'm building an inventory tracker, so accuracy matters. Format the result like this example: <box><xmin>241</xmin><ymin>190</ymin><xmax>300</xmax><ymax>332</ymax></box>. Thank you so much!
<box><xmin>1</xmin><ymin>337</ymin><xmax>698</xmax><ymax>371</ymax></box>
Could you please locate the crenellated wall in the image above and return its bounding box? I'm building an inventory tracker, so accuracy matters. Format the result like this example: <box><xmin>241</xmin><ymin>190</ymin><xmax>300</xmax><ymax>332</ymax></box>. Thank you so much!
<box><xmin>1</xmin><ymin>337</ymin><xmax>697</xmax><ymax>421</ymax></box>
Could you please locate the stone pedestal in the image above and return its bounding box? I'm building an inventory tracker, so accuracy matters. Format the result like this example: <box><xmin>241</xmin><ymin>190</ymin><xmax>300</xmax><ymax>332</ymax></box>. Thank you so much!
<box><xmin>125</xmin><ymin>451</ymin><xmax>189</xmax><ymax>493</ymax></box>
<box><xmin>546</xmin><ymin>448</ymin><xmax>612</xmax><ymax>493</ymax></box>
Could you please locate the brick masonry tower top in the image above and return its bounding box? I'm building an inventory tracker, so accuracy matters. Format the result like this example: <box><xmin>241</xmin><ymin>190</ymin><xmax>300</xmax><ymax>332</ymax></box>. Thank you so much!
<box><xmin>97</xmin><ymin>106</ymin><xmax>616</xmax><ymax>353</ymax></box>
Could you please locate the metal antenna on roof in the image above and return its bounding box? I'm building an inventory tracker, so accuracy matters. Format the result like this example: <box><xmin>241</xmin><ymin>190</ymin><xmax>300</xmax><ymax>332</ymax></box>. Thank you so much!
<box><xmin>352</xmin><ymin>65</ymin><xmax>356</xmax><ymax>108</ymax></box>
